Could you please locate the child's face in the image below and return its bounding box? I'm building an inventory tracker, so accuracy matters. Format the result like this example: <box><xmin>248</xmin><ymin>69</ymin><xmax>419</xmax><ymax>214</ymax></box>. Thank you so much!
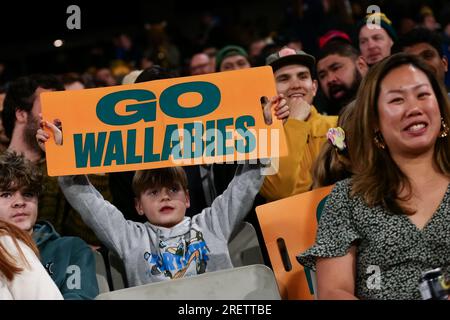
<box><xmin>135</xmin><ymin>184</ymin><xmax>190</xmax><ymax>228</ymax></box>
<box><xmin>0</xmin><ymin>188</ymin><xmax>38</xmax><ymax>234</ymax></box>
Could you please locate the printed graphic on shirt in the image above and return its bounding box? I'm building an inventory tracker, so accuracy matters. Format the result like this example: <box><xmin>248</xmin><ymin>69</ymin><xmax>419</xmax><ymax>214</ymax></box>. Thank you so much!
<box><xmin>144</xmin><ymin>229</ymin><xmax>210</xmax><ymax>279</ymax></box>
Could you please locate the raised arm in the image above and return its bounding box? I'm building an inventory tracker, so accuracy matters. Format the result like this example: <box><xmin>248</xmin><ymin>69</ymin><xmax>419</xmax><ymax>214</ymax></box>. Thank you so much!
<box><xmin>58</xmin><ymin>175</ymin><xmax>144</xmax><ymax>258</ymax></box>
<box><xmin>194</xmin><ymin>163</ymin><xmax>264</xmax><ymax>241</ymax></box>
<box><xmin>38</xmin><ymin>118</ymin><xmax>144</xmax><ymax>257</ymax></box>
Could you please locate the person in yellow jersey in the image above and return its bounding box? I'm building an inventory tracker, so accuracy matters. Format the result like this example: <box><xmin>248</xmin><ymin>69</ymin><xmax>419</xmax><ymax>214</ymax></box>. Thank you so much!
<box><xmin>260</xmin><ymin>47</ymin><xmax>337</xmax><ymax>201</ymax></box>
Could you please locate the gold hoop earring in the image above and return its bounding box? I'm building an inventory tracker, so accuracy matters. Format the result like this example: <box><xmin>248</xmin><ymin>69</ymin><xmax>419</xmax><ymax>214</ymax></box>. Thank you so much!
<box><xmin>373</xmin><ymin>131</ymin><xmax>386</xmax><ymax>149</ymax></box>
<box><xmin>439</xmin><ymin>118</ymin><xmax>449</xmax><ymax>138</ymax></box>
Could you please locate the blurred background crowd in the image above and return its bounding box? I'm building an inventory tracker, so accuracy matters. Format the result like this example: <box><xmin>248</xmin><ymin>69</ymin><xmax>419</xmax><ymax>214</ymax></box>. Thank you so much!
<box><xmin>0</xmin><ymin>0</ymin><xmax>449</xmax><ymax>83</ymax></box>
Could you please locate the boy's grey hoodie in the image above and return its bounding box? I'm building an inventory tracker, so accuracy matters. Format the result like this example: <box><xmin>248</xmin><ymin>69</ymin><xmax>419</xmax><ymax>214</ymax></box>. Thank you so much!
<box><xmin>58</xmin><ymin>164</ymin><xmax>263</xmax><ymax>287</ymax></box>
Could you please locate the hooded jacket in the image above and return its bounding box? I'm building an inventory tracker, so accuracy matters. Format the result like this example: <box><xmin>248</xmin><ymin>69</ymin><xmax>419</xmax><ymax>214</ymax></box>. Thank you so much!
<box><xmin>32</xmin><ymin>221</ymin><xmax>99</xmax><ymax>299</ymax></box>
<box><xmin>58</xmin><ymin>163</ymin><xmax>263</xmax><ymax>287</ymax></box>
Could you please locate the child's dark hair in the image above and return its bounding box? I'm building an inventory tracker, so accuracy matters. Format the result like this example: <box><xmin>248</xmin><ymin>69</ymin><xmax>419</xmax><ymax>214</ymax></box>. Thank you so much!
<box><xmin>134</xmin><ymin>65</ymin><xmax>174</xmax><ymax>83</ymax></box>
<box><xmin>0</xmin><ymin>151</ymin><xmax>43</xmax><ymax>196</ymax></box>
<box><xmin>317</xmin><ymin>41</ymin><xmax>360</xmax><ymax>62</ymax></box>
<box><xmin>132</xmin><ymin>167</ymin><xmax>188</xmax><ymax>196</ymax></box>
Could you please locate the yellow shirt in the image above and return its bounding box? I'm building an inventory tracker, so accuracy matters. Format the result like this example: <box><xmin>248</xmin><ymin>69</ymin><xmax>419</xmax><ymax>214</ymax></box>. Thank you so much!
<box><xmin>260</xmin><ymin>107</ymin><xmax>337</xmax><ymax>202</ymax></box>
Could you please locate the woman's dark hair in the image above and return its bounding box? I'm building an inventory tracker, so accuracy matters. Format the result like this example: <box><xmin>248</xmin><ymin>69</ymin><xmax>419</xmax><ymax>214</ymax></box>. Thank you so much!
<box><xmin>347</xmin><ymin>53</ymin><xmax>450</xmax><ymax>215</ymax></box>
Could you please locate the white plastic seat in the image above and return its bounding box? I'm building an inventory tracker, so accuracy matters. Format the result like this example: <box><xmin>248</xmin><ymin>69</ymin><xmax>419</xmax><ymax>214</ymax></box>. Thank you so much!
<box><xmin>228</xmin><ymin>222</ymin><xmax>264</xmax><ymax>267</ymax></box>
<box><xmin>95</xmin><ymin>264</ymin><xmax>280</xmax><ymax>300</ymax></box>
<box><xmin>93</xmin><ymin>249</ymin><xmax>110</xmax><ymax>293</ymax></box>
<box><xmin>108</xmin><ymin>250</ymin><xmax>128</xmax><ymax>290</ymax></box>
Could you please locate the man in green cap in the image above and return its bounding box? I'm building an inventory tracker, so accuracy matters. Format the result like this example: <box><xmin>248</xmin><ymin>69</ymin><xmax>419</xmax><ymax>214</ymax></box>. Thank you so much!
<box><xmin>215</xmin><ymin>45</ymin><xmax>251</xmax><ymax>72</ymax></box>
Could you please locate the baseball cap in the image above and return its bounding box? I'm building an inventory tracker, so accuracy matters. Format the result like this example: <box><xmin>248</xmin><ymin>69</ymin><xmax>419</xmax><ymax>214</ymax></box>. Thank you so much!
<box><xmin>319</xmin><ymin>30</ymin><xmax>351</xmax><ymax>49</ymax></box>
<box><xmin>266</xmin><ymin>47</ymin><xmax>316</xmax><ymax>74</ymax></box>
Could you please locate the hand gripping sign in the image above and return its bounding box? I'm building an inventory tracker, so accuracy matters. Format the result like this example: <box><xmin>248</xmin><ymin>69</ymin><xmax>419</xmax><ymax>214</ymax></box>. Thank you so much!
<box><xmin>41</xmin><ymin>66</ymin><xmax>287</xmax><ymax>176</ymax></box>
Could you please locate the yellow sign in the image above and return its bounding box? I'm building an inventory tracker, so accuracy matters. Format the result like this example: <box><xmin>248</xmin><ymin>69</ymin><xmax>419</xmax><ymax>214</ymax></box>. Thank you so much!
<box><xmin>41</xmin><ymin>67</ymin><xmax>287</xmax><ymax>176</ymax></box>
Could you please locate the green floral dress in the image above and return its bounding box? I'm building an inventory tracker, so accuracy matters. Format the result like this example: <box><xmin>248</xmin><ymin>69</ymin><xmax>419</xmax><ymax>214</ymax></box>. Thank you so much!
<box><xmin>297</xmin><ymin>179</ymin><xmax>450</xmax><ymax>300</ymax></box>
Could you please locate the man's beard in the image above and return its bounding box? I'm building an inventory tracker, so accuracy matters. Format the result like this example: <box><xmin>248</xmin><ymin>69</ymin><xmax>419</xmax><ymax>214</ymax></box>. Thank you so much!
<box><xmin>328</xmin><ymin>69</ymin><xmax>362</xmax><ymax>109</ymax></box>
<box><xmin>24</xmin><ymin>112</ymin><xmax>44</xmax><ymax>157</ymax></box>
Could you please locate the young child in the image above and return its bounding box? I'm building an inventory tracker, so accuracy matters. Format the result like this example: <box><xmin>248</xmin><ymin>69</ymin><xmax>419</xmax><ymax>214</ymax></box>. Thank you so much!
<box><xmin>38</xmin><ymin>104</ymin><xmax>287</xmax><ymax>287</ymax></box>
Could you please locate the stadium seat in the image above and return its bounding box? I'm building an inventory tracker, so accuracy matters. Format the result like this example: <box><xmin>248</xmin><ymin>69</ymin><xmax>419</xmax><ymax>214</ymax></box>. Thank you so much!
<box><xmin>255</xmin><ymin>185</ymin><xmax>333</xmax><ymax>299</ymax></box>
<box><xmin>107</xmin><ymin>250</ymin><xmax>128</xmax><ymax>290</ymax></box>
<box><xmin>228</xmin><ymin>222</ymin><xmax>264</xmax><ymax>267</ymax></box>
<box><xmin>95</xmin><ymin>264</ymin><xmax>281</xmax><ymax>300</ymax></box>
<box><xmin>93</xmin><ymin>249</ymin><xmax>110</xmax><ymax>293</ymax></box>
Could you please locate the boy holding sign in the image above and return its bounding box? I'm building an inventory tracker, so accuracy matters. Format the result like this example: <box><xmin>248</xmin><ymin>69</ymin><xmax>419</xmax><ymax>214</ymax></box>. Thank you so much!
<box><xmin>37</xmin><ymin>101</ymin><xmax>287</xmax><ymax>287</ymax></box>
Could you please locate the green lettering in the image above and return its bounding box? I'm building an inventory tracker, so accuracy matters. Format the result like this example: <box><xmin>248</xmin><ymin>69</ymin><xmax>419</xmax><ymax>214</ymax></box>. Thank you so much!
<box><xmin>183</xmin><ymin>122</ymin><xmax>204</xmax><ymax>159</ymax></box>
<box><xmin>159</xmin><ymin>82</ymin><xmax>220</xmax><ymax>118</ymax></box>
<box><xmin>161</xmin><ymin>125</ymin><xmax>181</xmax><ymax>161</ymax></box>
<box><xmin>235</xmin><ymin>115</ymin><xmax>256</xmax><ymax>153</ymax></box>
<box><xmin>126</xmin><ymin>129</ymin><xmax>143</xmax><ymax>164</ymax></box>
<box><xmin>104</xmin><ymin>131</ymin><xmax>125</xmax><ymax>166</ymax></box>
<box><xmin>143</xmin><ymin>127</ymin><xmax>161</xmax><ymax>162</ymax></box>
<box><xmin>205</xmin><ymin>120</ymin><xmax>216</xmax><ymax>157</ymax></box>
<box><xmin>216</xmin><ymin>118</ymin><xmax>234</xmax><ymax>156</ymax></box>
<box><xmin>74</xmin><ymin>132</ymin><xmax>106</xmax><ymax>168</ymax></box>
<box><xmin>97</xmin><ymin>90</ymin><xmax>156</xmax><ymax>125</ymax></box>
